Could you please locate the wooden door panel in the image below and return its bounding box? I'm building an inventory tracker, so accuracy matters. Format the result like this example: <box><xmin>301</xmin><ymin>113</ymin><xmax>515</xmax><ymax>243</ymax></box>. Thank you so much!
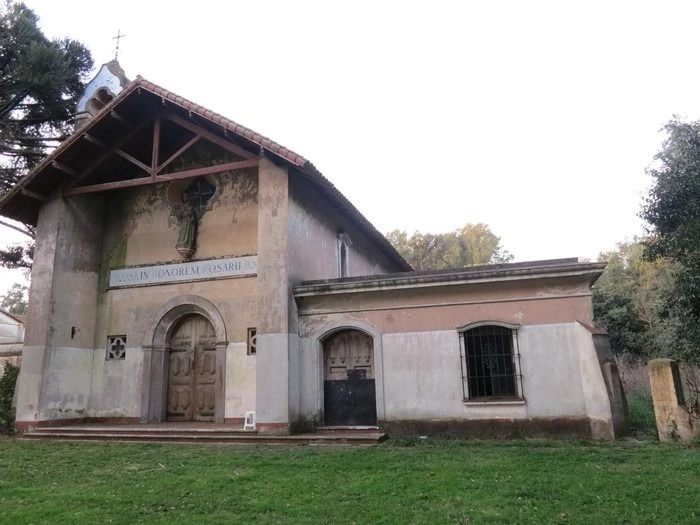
<box><xmin>167</xmin><ymin>315</ymin><xmax>217</xmax><ymax>422</ymax></box>
<box><xmin>194</xmin><ymin>347</ymin><xmax>216</xmax><ymax>421</ymax></box>
<box><xmin>323</xmin><ymin>330</ymin><xmax>376</xmax><ymax>426</ymax></box>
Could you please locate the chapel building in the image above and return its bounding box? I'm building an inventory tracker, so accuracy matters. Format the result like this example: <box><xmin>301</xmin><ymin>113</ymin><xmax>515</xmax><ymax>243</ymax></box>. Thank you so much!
<box><xmin>0</xmin><ymin>63</ymin><xmax>627</xmax><ymax>439</ymax></box>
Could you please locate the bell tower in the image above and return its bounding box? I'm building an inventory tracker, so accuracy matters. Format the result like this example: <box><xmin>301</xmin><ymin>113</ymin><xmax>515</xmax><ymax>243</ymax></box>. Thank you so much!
<box><xmin>74</xmin><ymin>60</ymin><xmax>130</xmax><ymax>129</ymax></box>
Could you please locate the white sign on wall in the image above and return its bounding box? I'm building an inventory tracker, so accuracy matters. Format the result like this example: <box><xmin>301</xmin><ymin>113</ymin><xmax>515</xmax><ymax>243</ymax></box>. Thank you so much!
<box><xmin>108</xmin><ymin>256</ymin><xmax>257</xmax><ymax>288</ymax></box>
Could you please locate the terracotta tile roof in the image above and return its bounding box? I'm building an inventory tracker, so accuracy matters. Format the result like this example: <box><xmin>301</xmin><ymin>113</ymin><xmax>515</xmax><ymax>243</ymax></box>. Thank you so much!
<box><xmin>135</xmin><ymin>77</ymin><xmax>309</xmax><ymax>168</ymax></box>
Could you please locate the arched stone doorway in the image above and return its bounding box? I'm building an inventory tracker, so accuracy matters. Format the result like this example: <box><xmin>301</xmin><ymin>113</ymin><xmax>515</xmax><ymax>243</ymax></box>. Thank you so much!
<box><xmin>167</xmin><ymin>314</ymin><xmax>217</xmax><ymax>422</ymax></box>
<box><xmin>141</xmin><ymin>295</ymin><xmax>227</xmax><ymax>424</ymax></box>
<box><xmin>323</xmin><ymin>329</ymin><xmax>377</xmax><ymax>426</ymax></box>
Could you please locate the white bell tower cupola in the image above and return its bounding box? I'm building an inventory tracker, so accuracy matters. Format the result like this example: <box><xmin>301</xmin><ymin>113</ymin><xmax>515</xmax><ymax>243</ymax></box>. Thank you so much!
<box><xmin>75</xmin><ymin>60</ymin><xmax>130</xmax><ymax>129</ymax></box>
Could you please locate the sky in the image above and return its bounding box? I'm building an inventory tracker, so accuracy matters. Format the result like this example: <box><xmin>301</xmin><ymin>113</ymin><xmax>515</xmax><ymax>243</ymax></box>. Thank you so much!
<box><xmin>3</xmin><ymin>0</ymin><xmax>700</xmax><ymax>296</ymax></box>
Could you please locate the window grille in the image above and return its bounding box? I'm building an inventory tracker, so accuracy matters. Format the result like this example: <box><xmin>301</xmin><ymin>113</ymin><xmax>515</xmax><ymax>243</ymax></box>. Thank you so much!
<box><xmin>247</xmin><ymin>327</ymin><xmax>257</xmax><ymax>355</ymax></box>
<box><xmin>106</xmin><ymin>335</ymin><xmax>127</xmax><ymax>361</ymax></box>
<box><xmin>459</xmin><ymin>325</ymin><xmax>523</xmax><ymax>400</ymax></box>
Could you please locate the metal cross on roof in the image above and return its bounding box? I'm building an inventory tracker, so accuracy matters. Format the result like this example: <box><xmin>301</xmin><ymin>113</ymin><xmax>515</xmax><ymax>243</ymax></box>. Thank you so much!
<box><xmin>112</xmin><ymin>29</ymin><xmax>126</xmax><ymax>60</ymax></box>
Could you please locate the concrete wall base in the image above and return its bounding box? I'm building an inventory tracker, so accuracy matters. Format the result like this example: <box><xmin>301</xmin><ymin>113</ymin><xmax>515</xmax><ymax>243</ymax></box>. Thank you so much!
<box><xmin>379</xmin><ymin>417</ymin><xmax>599</xmax><ymax>439</ymax></box>
<box><xmin>256</xmin><ymin>422</ymin><xmax>290</xmax><ymax>435</ymax></box>
<box><xmin>15</xmin><ymin>416</ymin><xmax>140</xmax><ymax>433</ymax></box>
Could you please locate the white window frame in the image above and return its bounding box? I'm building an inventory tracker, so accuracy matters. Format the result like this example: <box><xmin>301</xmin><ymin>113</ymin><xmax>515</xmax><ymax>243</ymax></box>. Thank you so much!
<box><xmin>457</xmin><ymin>321</ymin><xmax>524</xmax><ymax>402</ymax></box>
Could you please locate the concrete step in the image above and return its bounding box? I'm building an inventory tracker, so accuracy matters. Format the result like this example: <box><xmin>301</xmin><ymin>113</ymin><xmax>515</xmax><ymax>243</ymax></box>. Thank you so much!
<box><xmin>25</xmin><ymin>426</ymin><xmax>255</xmax><ymax>438</ymax></box>
<box><xmin>316</xmin><ymin>425</ymin><xmax>381</xmax><ymax>434</ymax></box>
<box><xmin>19</xmin><ymin>427</ymin><xmax>388</xmax><ymax>446</ymax></box>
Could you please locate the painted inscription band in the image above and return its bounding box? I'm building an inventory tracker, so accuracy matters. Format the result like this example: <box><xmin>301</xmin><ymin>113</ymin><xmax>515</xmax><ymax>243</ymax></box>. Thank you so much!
<box><xmin>109</xmin><ymin>256</ymin><xmax>257</xmax><ymax>288</ymax></box>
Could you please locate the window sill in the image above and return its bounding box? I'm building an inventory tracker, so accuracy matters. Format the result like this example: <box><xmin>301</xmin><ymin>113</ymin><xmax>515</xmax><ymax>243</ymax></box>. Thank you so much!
<box><xmin>462</xmin><ymin>399</ymin><xmax>526</xmax><ymax>407</ymax></box>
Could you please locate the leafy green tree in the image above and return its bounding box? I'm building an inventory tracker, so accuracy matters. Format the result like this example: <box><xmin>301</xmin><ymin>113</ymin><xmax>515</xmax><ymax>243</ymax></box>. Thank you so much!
<box><xmin>641</xmin><ymin>118</ymin><xmax>700</xmax><ymax>364</ymax></box>
<box><xmin>0</xmin><ymin>1</ymin><xmax>93</xmax><ymax>268</ymax></box>
<box><xmin>0</xmin><ymin>282</ymin><xmax>27</xmax><ymax>314</ymax></box>
<box><xmin>386</xmin><ymin>223</ymin><xmax>513</xmax><ymax>271</ymax></box>
<box><xmin>593</xmin><ymin>240</ymin><xmax>673</xmax><ymax>357</ymax></box>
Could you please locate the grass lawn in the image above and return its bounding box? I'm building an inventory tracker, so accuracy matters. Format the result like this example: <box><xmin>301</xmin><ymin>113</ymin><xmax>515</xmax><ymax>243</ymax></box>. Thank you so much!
<box><xmin>1</xmin><ymin>438</ymin><xmax>698</xmax><ymax>524</ymax></box>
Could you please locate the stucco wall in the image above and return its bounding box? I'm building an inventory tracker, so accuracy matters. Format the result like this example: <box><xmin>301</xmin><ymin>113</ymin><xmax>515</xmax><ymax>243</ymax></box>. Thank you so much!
<box><xmin>86</xmin><ymin>168</ymin><xmax>260</xmax><ymax>421</ymax></box>
<box><xmin>0</xmin><ymin>312</ymin><xmax>23</xmax><ymax>344</ymax></box>
<box><xmin>16</xmin><ymin>195</ymin><xmax>105</xmax><ymax>424</ymax></box>
<box><xmin>297</xmin><ymin>322</ymin><xmax>596</xmax><ymax>421</ymax></box>
<box><xmin>297</xmin><ymin>278</ymin><xmax>595</xmax><ymax>335</ymax></box>
<box><xmin>100</xmin><ymin>168</ymin><xmax>258</xmax><ymax>270</ymax></box>
<box><xmin>296</xmin><ymin>274</ymin><xmax>616</xmax><ymax>438</ymax></box>
<box><xmin>287</xmin><ymin>174</ymin><xmax>403</xmax><ymax>284</ymax></box>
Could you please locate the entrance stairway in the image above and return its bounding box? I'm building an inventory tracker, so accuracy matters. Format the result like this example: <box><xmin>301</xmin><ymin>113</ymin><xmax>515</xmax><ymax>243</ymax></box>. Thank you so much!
<box><xmin>18</xmin><ymin>423</ymin><xmax>388</xmax><ymax>445</ymax></box>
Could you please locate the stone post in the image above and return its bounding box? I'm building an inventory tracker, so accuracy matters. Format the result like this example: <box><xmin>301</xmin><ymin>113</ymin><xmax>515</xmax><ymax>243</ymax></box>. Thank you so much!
<box><xmin>648</xmin><ymin>358</ymin><xmax>699</xmax><ymax>442</ymax></box>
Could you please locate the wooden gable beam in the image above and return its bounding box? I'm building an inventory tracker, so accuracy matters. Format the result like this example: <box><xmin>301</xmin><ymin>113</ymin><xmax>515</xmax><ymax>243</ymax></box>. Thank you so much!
<box><xmin>115</xmin><ymin>150</ymin><xmax>152</xmax><ymax>176</ymax></box>
<box><xmin>151</xmin><ymin>118</ymin><xmax>161</xmax><ymax>180</ymax></box>
<box><xmin>158</xmin><ymin>134</ymin><xmax>200</xmax><ymax>173</ymax></box>
<box><xmin>110</xmin><ymin>110</ymin><xmax>131</xmax><ymax>127</ymax></box>
<box><xmin>20</xmin><ymin>188</ymin><xmax>48</xmax><ymax>202</ymax></box>
<box><xmin>83</xmin><ymin>133</ymin><xmax>107</xmax><ymax>149</ymax></box>
<box><xmin>64</xmin><ymin>120</ymin><xmax>151</xmax><ymax>190</ymax></box>
<box><xmin>52</xmin><ymin>161</ymin><xmax>80</xmax><ymax>178</ymax></box>
<box><xmin>84</xmin><ymin>132</ymin><xmax>152</xmax><ymax>176</ymax></box>
<box><xmin>63</xmin><ymin>158</ymin><xmax>258</xmax><ymax>196</ymax></box>
<box><xmin>164</xmin><ymin>113</ymin><xmax>257</xmax><ymax>160</ymax></box>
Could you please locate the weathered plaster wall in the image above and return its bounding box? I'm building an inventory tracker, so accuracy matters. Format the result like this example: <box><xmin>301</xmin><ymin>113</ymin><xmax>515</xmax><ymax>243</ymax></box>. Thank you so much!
<box><xmin>297</xmin><ymin>278</ymin><xmax>595</xmax><ymax>335</ymax></box>
<box><xmin>287</xmin><ymin>174</ymin><xmax>403</xmax><ymax>284</ymax></box>
<box><xmin>89</xmin><ymin>277</ymin><xmax>257</xmax><ymax>419</ymax></box>
<box><xmin>296</xmin><ymin>276</ymin><xmax>617</xmax><ymax>438</ymax></box>
<box><xmin>87</xmin><ymin>169</ymin><xmax>260</xmax><ymax>421</ymax></box>
<box><xmin>0</xmin><ymin>312</ymin><xmax>24</xmax><ymax>343</ymax></box>
<box><xmin>15</xmin><ymin>195</ymin><xmax>105</xmax><ymax>425</ymax></box>
<box><xmin>101</xmin><ymin>169</ymin><xmax>258</xmax><ymax>269</ymax></box>
<box><xmin>255</xmin><ymin>156</ymin><xmax>292</xmax><ymax>433</ymax></box>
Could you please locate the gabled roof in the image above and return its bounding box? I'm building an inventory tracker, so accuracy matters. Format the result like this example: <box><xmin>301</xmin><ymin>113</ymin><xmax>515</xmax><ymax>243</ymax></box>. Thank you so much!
<box><xmin>0</xmin><ymin>76</ymin><xmax>411</xmax><ymax>271</ymax></box>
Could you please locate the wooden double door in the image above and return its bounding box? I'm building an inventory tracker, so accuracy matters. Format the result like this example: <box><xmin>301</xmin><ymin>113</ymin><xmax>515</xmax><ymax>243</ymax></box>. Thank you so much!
<box><xmin>323</xmin><ymin>330</ymin><xmax>377</xmax><ymax>426</ymax></box>
<box><xmin>167</xmin><ymin>315</ymin><xmax>216</xmax><ymax>422</ymax></box>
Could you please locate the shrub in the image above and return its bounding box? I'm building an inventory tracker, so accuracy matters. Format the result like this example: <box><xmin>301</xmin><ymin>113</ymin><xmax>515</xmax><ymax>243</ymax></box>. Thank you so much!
<box><xmin>0</xmin><ymin>363</ymin><xmax>19</xmax><ymax>434</ymax></box>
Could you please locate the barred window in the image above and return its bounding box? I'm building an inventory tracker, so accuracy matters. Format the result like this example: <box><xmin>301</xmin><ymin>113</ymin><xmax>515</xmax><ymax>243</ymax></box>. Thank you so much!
<box><xmin>459</xmin><ymin>323</ymin><xmax>523</xmax><ymax>401</ymax></box>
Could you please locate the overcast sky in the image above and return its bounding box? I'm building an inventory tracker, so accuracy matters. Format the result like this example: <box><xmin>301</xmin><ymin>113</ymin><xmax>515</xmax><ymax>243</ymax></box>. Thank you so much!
<box><xmin>3</xmin><ymin>0</ymin><xmax>700</xmax><ymax>295</ymax></box>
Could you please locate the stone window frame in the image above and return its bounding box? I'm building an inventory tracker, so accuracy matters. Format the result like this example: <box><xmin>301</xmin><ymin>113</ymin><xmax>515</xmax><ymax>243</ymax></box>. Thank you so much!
<box><xmin>457</xmin><ymin>321</ymin><xmax>525</xmax><ymax>404</ymax></box>
<box><xmin>337</xmin><ymin>232</ymin><xmax>352</xmax><ymax>278</ymax></box>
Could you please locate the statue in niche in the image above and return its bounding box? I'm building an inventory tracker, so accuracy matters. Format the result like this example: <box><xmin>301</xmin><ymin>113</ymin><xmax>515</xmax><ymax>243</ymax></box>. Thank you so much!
<box><xmin>173</xmin><ymin>197</ymin><xmax>197</xmax><ymax>259</ymax></box>
<box><xmin>171</xmin><ymin>178</ymin><xmax>216</xmax><ymax>259</ymax></box>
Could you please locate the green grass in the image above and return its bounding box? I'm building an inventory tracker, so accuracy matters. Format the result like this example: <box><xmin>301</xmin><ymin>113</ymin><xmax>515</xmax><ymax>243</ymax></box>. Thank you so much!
<box><xmin>1</xmin><ymin>438</ymin><xmax>698</xmax><ymax>524</ymax></box>
<box><xmin>627</xmin><ymin>394</ymin><xmax>658</xmax><ymax>437</ymax></box>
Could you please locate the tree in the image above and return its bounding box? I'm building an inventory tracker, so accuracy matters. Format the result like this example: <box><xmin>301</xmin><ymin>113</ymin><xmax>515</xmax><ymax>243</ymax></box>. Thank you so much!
<box><xmin>0</xmin><ymin>1</ymin><xmax>93</xmax><ymax>268</ymax></box>
<box><xmin>0</xmin><ymin>282</ymin><xmax>27</xmax><ymax>314</ymax></box>
<box><xmin>386</xmin><ymin>223</ymin><xmax>513</xmax><ymax>271</ymax></box>
<box><xmin>641</xmin><ymin>118</ymin><xmax>700</xmax><ymax>364</ymax></box>
<box><xmin>592</xmin><ymin>239</ymin><xmax>673</xmax><ymax>357</ymax></box>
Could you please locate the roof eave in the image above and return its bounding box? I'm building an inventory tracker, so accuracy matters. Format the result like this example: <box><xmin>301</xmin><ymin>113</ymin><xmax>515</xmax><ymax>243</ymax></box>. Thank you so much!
<box><xmin>293</xmin><ymin>261</ymin><xmax>607</xmax><ymax>297</ymax></box>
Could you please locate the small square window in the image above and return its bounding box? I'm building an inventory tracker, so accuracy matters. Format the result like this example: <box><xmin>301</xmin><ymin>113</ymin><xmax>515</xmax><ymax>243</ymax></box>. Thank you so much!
<box><xmin>106</xmin><ymin>335</ymin><xmax>127</xmax><ymax>360</ymax></box>
<box><xmin>247</xmin><ymin>327</ymin><xmax>257</xmax><ymax>355</ymax></box>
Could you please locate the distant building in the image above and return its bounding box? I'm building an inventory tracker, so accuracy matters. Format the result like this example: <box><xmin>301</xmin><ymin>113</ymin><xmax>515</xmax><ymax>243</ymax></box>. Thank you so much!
<box><xmin>0</xmin><ymin>309</ymin><xmax>24</xmax><ymax>370</ymax></box>
<box><xmin>0</xmin><ymin>62</ymin><xmax>627</xmax><ymax>439</ymax></box>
